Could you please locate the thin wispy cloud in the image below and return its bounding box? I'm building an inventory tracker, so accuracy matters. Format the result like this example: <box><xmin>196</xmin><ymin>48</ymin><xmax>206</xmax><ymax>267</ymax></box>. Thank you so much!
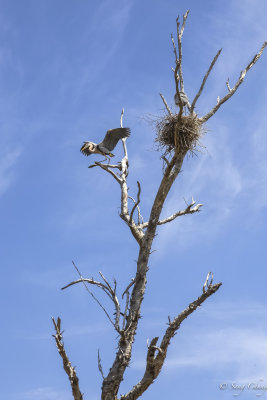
<box><xmin>21</xmin><ymin>387</ymin><xmax>73</xmax><ymax>400</ymax></box>
<box><xmin>168</xmin><ymin>301</ymin><xmax>267</xmax><ymax>380</ymax></box>
<box><xmin>22</xmin><ymin>322</ymin><xmax>109</xmax><ymax>341</ymax></box>
<box><xmin>132</xmin><ymin>301</ymin><xmax>267</xmax><ymax>381</ymax></box>
<box><xmin>89</xmin><ymin>0</ymin><xmax>132</xmax><ymax>34</ymax></box>
<box><xmin>68</xmin><ymin>0</ymin><xmax>133</xmax><ymax>102</ymax></box>
<box><xmin>0</xmin><ymin>147</ymin><xmax>21</xmax><ymax>197</ymax></box>
<box><xmin>165</xmin><ymin>328</ymin><xmax>267</xmax><ymax>382</ymax></box>
<box><xmin>248</xmin><ymin>113</ymin><xmax>267</xmax><ymax>210</ymax></box>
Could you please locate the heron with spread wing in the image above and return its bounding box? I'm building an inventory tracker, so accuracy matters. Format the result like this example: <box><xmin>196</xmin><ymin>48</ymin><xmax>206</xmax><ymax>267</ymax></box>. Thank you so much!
<box><xmin>80</xmin><ymin>127</ymin><xmax>130</xmax><ymax>160</ymax></box>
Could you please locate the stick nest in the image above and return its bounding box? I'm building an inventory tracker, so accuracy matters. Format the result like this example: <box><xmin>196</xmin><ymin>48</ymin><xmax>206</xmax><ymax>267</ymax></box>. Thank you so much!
<box><xmin>155</xmin><ymin>113</ymin><xmax>205</xmax><ymax>157</ymax></box>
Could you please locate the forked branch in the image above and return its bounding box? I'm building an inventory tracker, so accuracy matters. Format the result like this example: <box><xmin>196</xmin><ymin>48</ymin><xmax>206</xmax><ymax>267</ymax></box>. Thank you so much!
<box><xmin>200</xmin><ymin>41</ymin><xmax>267</xmax><ymax>123</ymax></box>
<box><xmin>140</xmin><ymin>197</ymin><xmax>203</xmax><ymax>229</ymax></box>
<box><xmin>62</xmin><ymin>262</ymin><xmax>121</xmax><ymax>332</ymax></box>
<box><xmin>190</xmin><ymin>48</ymin><xmax>222</xmax><ymax>113</ymax></box>
<box><xmin>52</xmin><ymin>317</ymin><xmax>83</xmax><ymax>400</ymax></box>
<box><xmin>130</xmin><ymin>181</ymin><xmax>141</xmax><ymax>224</ymax></box>
<box><xmin>88</xmin><ymin>161</ymin><xmax>122</xmax><ymax>184</ymax></box>
<box><xmin>159</xmin><ymin>93</ymin><xmax>172</xmax><ymax>115</ymax></box>
<box><xmin>122</xmin><ymin>277</ymin><xmax>136</xmax><ymax>329</ymax></box>
<box><xmin>129</xmin><ymin>196</ymin><xmax>144</xmax><ymax>225</ymax></box>
<box><xmin>176</xmin><ymin>10</ymin><xmax>189</xmax><ymax>92</ymax></box>
<box><xmin>121</xmin><ymin>277</ymin><xmax>222</xmax><ymax>400</ymax></box>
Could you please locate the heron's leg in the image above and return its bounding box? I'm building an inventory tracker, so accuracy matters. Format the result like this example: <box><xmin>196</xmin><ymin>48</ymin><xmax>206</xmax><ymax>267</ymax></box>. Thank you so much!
<box><xmin>98</xmin><ymin>155</ymin><xmax>109</xmax><ymax>163</ymax></box>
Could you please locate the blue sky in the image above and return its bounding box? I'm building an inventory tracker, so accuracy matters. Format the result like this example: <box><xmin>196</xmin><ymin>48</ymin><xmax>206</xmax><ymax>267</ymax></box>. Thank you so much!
<box><xmin>1</xmin><ymin>0</ymin><xmax>267</xmax><ymax>399</ymax></box>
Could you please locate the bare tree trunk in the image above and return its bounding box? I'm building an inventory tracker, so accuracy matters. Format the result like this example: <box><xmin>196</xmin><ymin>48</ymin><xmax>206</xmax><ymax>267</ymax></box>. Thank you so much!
<box><xmin>101</xmin><ymin>152</ymin><xmax>185</xmax><ymax>399</ymax></box>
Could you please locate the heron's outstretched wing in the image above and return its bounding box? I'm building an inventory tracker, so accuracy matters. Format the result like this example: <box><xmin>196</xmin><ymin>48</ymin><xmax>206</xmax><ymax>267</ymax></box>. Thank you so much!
<box><xmin>99</xmin><ymin>128</ymin><xmax>131</xmax><ymax>152</ymax></box>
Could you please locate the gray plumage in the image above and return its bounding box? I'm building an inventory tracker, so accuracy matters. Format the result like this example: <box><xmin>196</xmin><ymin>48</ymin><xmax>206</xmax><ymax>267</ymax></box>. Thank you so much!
<box><xmin>81</xmin><ymin>127</ymin><xmax>130</xmax><ymax>157</ymax></box>
<box><xmin>174</xmin><ymin>91</ymin><xmax>189</xmax><ymax>107</ymax></box>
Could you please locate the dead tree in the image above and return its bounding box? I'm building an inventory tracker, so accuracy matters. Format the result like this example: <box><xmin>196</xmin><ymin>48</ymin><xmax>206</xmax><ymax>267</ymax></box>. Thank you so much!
<box><xmin>52</xmin><ymin>11</ymin><xmax>266</xmax><ymax>400</ymax></box>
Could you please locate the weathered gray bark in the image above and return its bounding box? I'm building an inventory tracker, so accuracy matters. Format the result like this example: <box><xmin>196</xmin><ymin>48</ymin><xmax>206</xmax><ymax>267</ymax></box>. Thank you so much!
<box><xmin>52</xmin><ymin>318</ymin><xmax>83</xmax><ymax>400</ymax></box>
<box><xmin>101</xmin><ymin>152</ymin><xmax>186</xmax><ymax>400</ymax></box>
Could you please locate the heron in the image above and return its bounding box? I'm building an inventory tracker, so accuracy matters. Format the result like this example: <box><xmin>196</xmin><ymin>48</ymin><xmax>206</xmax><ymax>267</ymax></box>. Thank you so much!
<box><xmin>174</xmin><ymin>91</ymin><xmax>189</xmax><ymax>108</ymax></box>
<box><xmin>80</xmin><ymin>127</ymin><xmax>130</xmax><ymax>161</ymax></box>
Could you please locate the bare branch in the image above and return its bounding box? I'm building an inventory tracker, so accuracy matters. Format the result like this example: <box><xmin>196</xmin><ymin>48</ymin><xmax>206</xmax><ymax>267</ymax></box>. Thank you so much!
<box><xmin>122</xmin><ymin>278</ymin><xmax>136</xmax><ymax>330</ymax></box>
<box><xmin>180</xmin><ymin>10</ymin><xmax>189</xmax><ymax>37</ymax></box>
<box><xmin>159</xmin><ymin>281</ymin><xmax>221</xmax><ymax>352</ymax></box>
<box><xmin>140</xmin><ymin>197</ymin><xmax>203</xmax><ymax>229</ymax></box>
<box><xmin>89</xmin><ymin>161</ymin><xmax>122</xmax><ymax>184</ymax></box>
<box><xmin>62</xmin><ymin>271</ymin><xmax>122</xmax><ymax>333</ymax></box>
<box><xmin>159</xmin><ymin>93</ymin><xmax>172</xmax><ymax>115</ymax></box>
<box><xmin>226</xmin><ymin>77</ymin><xmax>231</xmax><ymax>92</ymax></box>
<box><xmin>176</xmin><ymin>10</ymin><xmax>189</xmax><ymax>92</ymax></box>
<box><xmin>190</xmin><ymin>48</ymin><xmax>222</xmax><ymax>113</ymax></box>
<box><xmin>89</xmin><ymin>163</ymin><xmax>121</xmax><ymax>170</ymax></box>
<box><xmin>146</xmin><ymin>338</ymin><xmax>163</xmax><ymax>356</ymax></box>
<box><xmin>158</xmin><ymin>202</ymin><xmax>203</xmax><ymax>225</ymax></box>
<box><xmin>130</xmin><ymin>181</ymin><xmax>141</xmax><ymax>224</ymax></box>
<box><xmin>118</xmin><ymin>117</ymin><xmax>144</xmax><ymax>244</ymax></box>
<box><xmin>173</xmin><ymin>61</ymin><xmax>180</xmax><ymax>97</ymax></box>
<box><xmin>129</xmin><ymin>196</ymin><xmax>143</xmax><ymax>225</ymax></box>
<box><xmin>70</xmin><ymin>265</ymin><xmax>121</xmax><ymax>333</ymax></box>
<box><xmin>172</xmin><ymin>11</ymin><xmax>189</xmax><ymax>115</ymax></box>
<box><xmin>52</xmin><ymin>317</ymin><xmax>83</xmax><ymax>400</ymax></box>
<box><xmin>200</xmin><ymin>41</ymin><xmax>267</xmax><ymax>123</ymax></box>
<box><xmin>99</xmin><ymin>271</ymin><xmax>113</xmax><ymax>293</ymax></box>
<box><xmin>122</xmin><ymin>278</ymin><xmax>136</xmax><ymax>299</ymax></box>
<box><xmin>120</xmin><ymin>108</ymin><xmax>128</xmax><ymax>158</ymax></box>
<box><xmin>99</xmin><ymin>272</ymin><xmax>121</xmax><ymax>331</ymax></box>
<box><xmin>122</xmin><ymin>290</ymin><xmax>130</xmax><ymax>330</ymax></box>
<box><xmin>161</xmin><ymin>155</ymin><xmax>170</xmax><ymax>168</ymax></box>
<box><xmin>173</xmin><ymin>62</ymin><xmax>184</xmax><ymax>117</ymax></box>
<box><xmin>120</xmin><ymin>108</ymin><xmax>124</xmax><ymax>128</ymax></box>
<box><xmin>121</xmin><ymin>279</ymin><xmax>221</xmax><ymax>400</ymax></box>
<box><xmin>62</xmin><ymin>277</ymin><xmax>112</xmax><ymax>300</ymax></box>
<box><xmin>63</xmin><ymin>262</ymin><xmax>117</xmax><ymax>330</ymax></box>
<box><xmin>171</xmin><ymin>33</ymin><xmax>178</xmax><ymax>63</ymax></box>
<box><xmin>98</xmin><ymin>349</ymin><xmax>105</xmax><ymax>380</ymax></box>
<box><xmin>161</xmin><ymin>155</ymin><xmax>171</xmax><ymax>175</ymax></box>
